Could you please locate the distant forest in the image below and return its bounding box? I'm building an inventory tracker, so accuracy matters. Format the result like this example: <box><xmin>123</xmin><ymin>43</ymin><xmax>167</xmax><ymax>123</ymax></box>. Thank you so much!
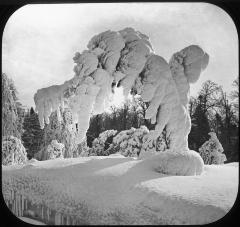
<box><xmin>2</xmin><ymin>73</ymin><xmax>239</xmax><ymax>162</ymax></box>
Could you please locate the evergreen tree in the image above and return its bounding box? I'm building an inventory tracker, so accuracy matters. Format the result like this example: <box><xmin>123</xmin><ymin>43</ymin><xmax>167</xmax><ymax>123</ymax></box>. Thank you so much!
<box><xmin>86</xmin><ymin>114</ymin><xmax>102</xmax><ymax>147</ymax></box>
<box><xmin>2</xmin><ymin>73</ymin><xmax>22</xmax><ymax>138</ymax></box>
<box><xmin>189</xmin><ymin>95</ymin><xmax>211</xmax><ymax>150</ymax></box>
<box><xmin>22</xmin><ymin>107</ymin><xmax>43</xmax><ymax>159</ymax></box>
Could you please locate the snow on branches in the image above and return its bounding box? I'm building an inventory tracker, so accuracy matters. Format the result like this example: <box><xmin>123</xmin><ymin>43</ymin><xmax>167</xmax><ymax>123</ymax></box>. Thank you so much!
<box><xmin>2</xmin><ymin>136</ymin><xmax>27</xmax><ymax>166</ymax></box>
<box><xmin>109</xmin><ymin>126</ymin><xmax>167</xmax><ymax>157</ymax></box>
<box><xmin>46</xmin><ymin>140</ymin><xmax>65</xmax><ymax>160</ymax></box>
<box><xmin>85</xmin><ymin>127</ymin><xmax>168</xmax><ymax>157</ymax></box>
<box><xmin>199</xmin><ymin>132</ymin><xmax>227</xmax><ymax>165</ymax></box>
<box><xmin>89</xmin><ymin>130</ymin><xmax>118</xmax><ymax>156</ymax></box>
<box><xmin>35</xmin><ymin>140</ymin><xmax>65</xmax><ymax>160</ymax></box>
<box><xmin>112</xmin><ymin>126</ymin><xmax>149</xmax><ymax>157</ymax></box>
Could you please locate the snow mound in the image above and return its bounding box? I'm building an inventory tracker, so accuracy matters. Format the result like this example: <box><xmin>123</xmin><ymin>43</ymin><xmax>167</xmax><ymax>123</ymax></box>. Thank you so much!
<box><xmin>141</xmin><ymin>149</ymin><xmax>204</xmax><ymax>176</ymax></box>
<box><xmin>2</xmin><ymin>156</ymin><xmax>238</xmax><ymax>225</ymax></box>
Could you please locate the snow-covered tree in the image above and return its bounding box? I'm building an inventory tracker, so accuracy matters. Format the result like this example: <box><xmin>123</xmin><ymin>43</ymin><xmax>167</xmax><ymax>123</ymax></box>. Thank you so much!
<box><xmin>109</xmin><ymin>126</ymin><xmax>149</xmax><ymax>157</ymax></box>
<box><xmin>39</xmin><ymin>108</ymin><xmax>82</xmax><ymax>159</ymax></box>
<box><xmin>139</xmin><ymin>129</ymin><xmax>168</xmax><ymax>158</ymax></box>
<box><xmin>73</xmin><ymin>138</ymin><xmax>89</xmax><ymax>157</ymax></box>
<box><xmin>88</xmin><ymin>129</ymin><xmax>117</xmax><ymax>156</ymax></box>
<box><xmin>199</xmin><ymin>132</ymin><xmax>227</xmax><ymax>164</ymax></box>
<box><xmin>78</xmin><ymin>138</ymin><xmax>90</xmax><ymax>157</ymax></box>
<box><xmin>230</xmin><ymin>77</ymin><xmax>239</xmax><ymax>123</ymax></box>
<box><xmin>47</xmin><ymin>140</ymin><xmax>64</xmax><ymax>160</ymax></box>
<box><xmin>156</xmin><ymin>131</ymin><xmax>169</xmax><ymax>152</ymax></box>
<box><xmin>2</xmin><ymin>73</ymin><xmax>22</xmax><ymax>138</ymax></box>
<box><xmin>2</xmin><ymin>136</ymin><xmax>27</xmax><ymax>165</ymax></box>
<box><xmin>35</xmin><ymin>140</ymin><xmax>64</xmax><ymax>160</ymax></box>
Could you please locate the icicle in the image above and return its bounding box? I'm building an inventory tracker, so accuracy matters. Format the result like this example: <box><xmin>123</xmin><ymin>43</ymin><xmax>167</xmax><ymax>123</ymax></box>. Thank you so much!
<box><xmin>14</xmin><ymin>191</ymin><xmax>16</xmax><ymax>215</ymax></box>
<box><xmin>18</xmin><ymin>194</ymin><xmax>20</xmax><ymax>216</ymax></box>
<box><xmin>21</xmin><ymin>194</ymin><xmax>24</xmax><ymax>216</ymax></box>
<box><xmin>24</xmin><ymin>198</ymin><xmax>27</xmax><ymax>210</ymax></box>
<box><xmin>47</xmin><ymin>207</ymin><xmax>49</xmax><ymax>221</ymax></box>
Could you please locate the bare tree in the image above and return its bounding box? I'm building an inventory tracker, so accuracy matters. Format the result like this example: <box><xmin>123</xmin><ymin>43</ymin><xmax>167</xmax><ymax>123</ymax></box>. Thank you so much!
<box><xmin>198</xmin><ymin>80</ymin><xmax>222</xmax><ymax>114</ymax></box>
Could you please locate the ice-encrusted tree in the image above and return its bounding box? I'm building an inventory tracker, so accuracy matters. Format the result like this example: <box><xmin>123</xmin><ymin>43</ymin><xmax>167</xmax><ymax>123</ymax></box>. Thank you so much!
<box><xmin>2</xmin><ymin>136</ymin><xmax>27</xmax><ymax>165</ymax></box>
<box><xmin>33</xmin><ymin>28</ymin><xmax>209</xmax><ymax>176</ymax></box>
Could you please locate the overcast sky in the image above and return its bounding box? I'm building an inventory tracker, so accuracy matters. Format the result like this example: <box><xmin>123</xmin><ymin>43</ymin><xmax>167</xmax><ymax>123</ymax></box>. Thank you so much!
<box><xmin>2</xmin><ymin>3</ymin><xmax>238</xmax><ymax>108</ymax></box>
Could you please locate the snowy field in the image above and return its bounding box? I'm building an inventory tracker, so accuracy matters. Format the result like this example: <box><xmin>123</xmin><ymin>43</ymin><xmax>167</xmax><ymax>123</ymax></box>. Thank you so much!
<box><xmin>2</xmin><ymin>154</ymin><xmax>238</xmax><ymax>225</ymax></box>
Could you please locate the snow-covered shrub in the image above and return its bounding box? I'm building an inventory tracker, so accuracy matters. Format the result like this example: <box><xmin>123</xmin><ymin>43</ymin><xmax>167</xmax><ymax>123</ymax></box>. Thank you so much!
<box><xmin>76</xmin><ymin>138</ymin><xmax>90</xmax><ymax>157</ymax></box>
<box><xmin>46</xmin><ymin>140</ymin><xmax>65</xmax><ymax>160</ymax></box>
<box><xmin>199</xmin><ymin>132</ymin><xmax>227</xmax><ymax>165</ymax></box>
<box><xmin>35</xmin><ymin>140</ymin><xmax>64</xmax><ymax>160</ymax></box>
<box><xmin>89</xmin><ymin>130</ymin><xmax>118</xmax><ymax>156</ymax></box>
<box><xmin>141</xmin><ymin>130</ymin><xmax>157</xmax><ymax>154</ymax></box>
<box><xmin>2</xmin><ymin>136</ymin><xmax>27</xmax><ymax>165</ymax></box>
<box><xmin>138</xmin><ymin>129</ymin><xmax>168</xmax><ymax>158</ymax></box>
<box><xmin>109</xmin><ymin>126</ymin><xmax>149</xmax><ymax>157</ymax></box>
<box><xmin>156</xmin><ymin>131</ymin><xmax>168</xmax><ymax>152</ymax></box>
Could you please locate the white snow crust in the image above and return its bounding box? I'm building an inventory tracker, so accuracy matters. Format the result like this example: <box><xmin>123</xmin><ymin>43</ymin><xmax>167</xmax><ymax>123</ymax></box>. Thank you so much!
<box><xmin>3</xmin><ymin>155</ymin><xmax>238</xmax><ymax>225</ymax></box>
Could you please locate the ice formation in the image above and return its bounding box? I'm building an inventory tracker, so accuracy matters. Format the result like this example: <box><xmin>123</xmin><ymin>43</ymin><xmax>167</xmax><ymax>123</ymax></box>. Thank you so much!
<box><xmin>199</xmin><ymin>132</ymin><xmax>227</xmax><ymax>165</ymax></box>
<box><xmin>34</xmin><ymin>27</ymin><xmax>209</xmax><ymax>175</ymax></box>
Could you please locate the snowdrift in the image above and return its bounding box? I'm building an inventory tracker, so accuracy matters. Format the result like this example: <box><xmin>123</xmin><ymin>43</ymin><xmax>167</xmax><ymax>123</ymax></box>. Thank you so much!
<box><xmin>2</xmin><ymin>155</ymin><xmax>238</xmax><ymax>225</ymax></box>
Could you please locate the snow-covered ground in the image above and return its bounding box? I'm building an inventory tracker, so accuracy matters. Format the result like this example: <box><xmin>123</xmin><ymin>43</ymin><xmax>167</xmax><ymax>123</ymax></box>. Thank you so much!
<box><xmin>2</xmin><ymin>154</ymin><xmax>238</xmax><ymax>225</ymax></box>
